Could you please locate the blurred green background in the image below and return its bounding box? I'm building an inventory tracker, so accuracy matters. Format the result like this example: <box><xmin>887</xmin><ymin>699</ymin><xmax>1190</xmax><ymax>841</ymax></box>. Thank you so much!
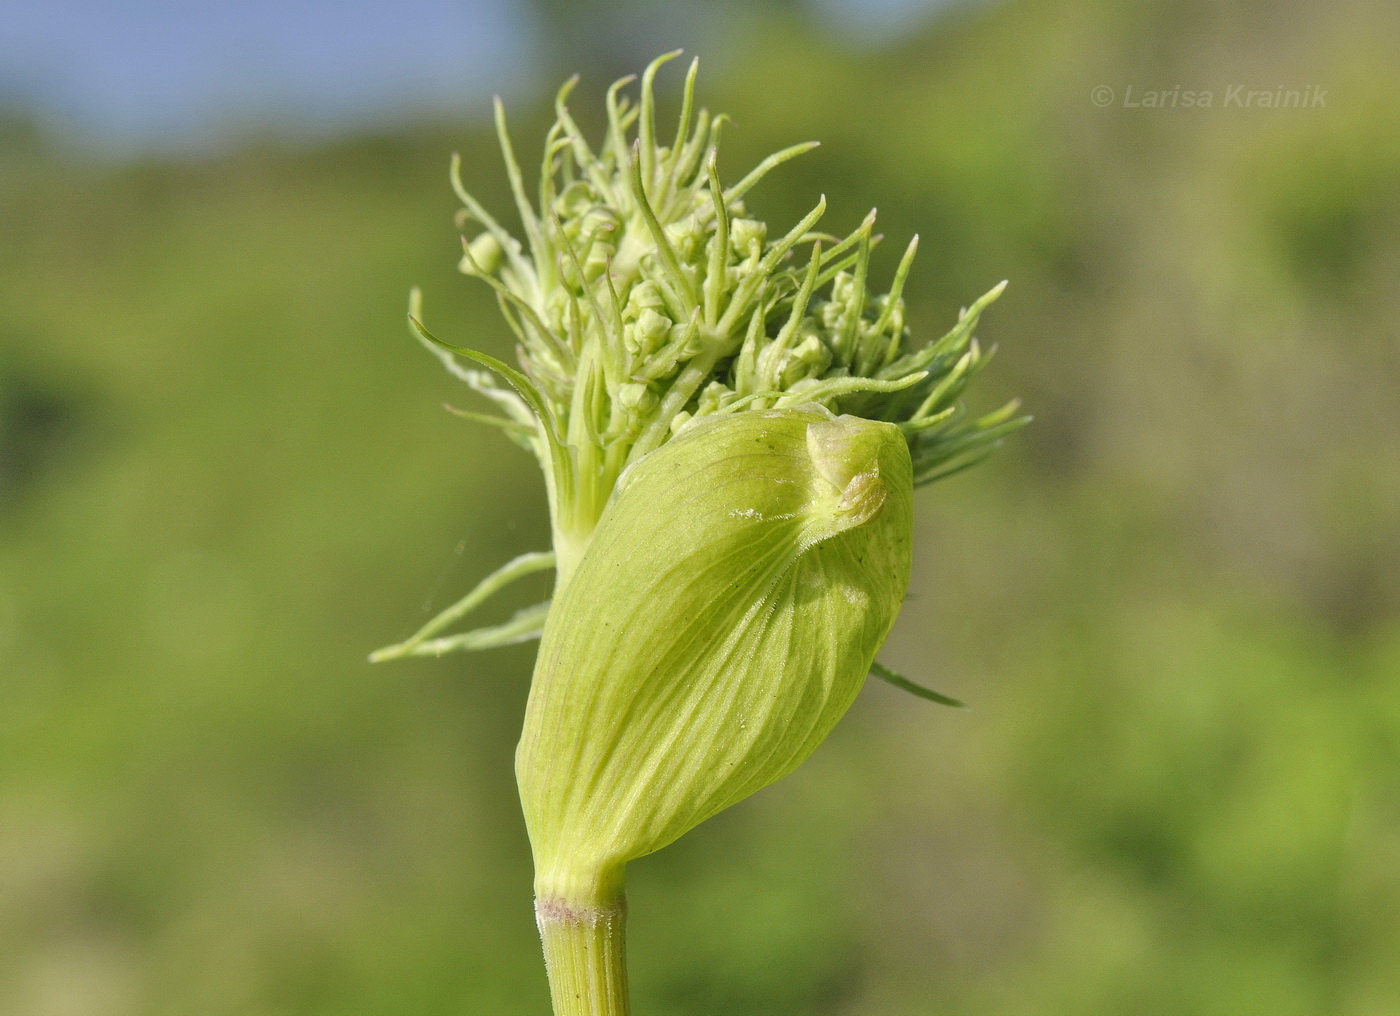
<box><xmin>3</xmin><ymin>1</ymin><xmax>1399</xmax><ymax>1013</ymax></box>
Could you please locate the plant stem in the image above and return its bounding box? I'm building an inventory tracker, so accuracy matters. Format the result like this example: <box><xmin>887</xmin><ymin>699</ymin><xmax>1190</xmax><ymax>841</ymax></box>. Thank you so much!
<box><xmin>536</xmin><ymin>895</ymin><xmax>630</xmax><ymax>1016</ymax></box>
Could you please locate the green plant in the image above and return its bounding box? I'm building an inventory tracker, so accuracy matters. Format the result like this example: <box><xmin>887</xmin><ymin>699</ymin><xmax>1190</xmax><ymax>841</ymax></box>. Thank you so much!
<box><xmin>373</xmin><ymin>52</ymin><xmax>1025</xmax><ymax>1016</ymax></box>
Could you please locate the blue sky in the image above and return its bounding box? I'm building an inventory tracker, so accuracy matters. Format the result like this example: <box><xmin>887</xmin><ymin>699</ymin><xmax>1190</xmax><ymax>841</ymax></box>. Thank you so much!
<box><xmin>0</xmin><ymin>0</ymin><xmax>538</xmax><ymax>148</ymax></box>
<box><xmin>0</xmin><ymin>0</ymin><xmax>956</xmax><ymax>151</ymax></box>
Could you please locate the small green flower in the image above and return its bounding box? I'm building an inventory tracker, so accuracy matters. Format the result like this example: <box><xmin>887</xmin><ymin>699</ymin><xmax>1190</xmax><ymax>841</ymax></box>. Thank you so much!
<box><xmin>373</xmin><ymin>52</ymin><xmax>1027</xmax><ymax>1016</ymax></box>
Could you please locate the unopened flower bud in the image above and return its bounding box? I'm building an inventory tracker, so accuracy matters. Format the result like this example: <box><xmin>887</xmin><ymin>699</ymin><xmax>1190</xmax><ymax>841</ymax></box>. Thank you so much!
<box><xmin>517</xmin><ymin>407</ymin><xmax>913</xmax><ymax>905</ymax></box>
<box><xmin>730</xmin><ymin>218</ymin><xmax>767</xmax><ymax>260</ymax></box>
<box><xmin>781</xmin><ymin>333</ymin><xmax>835</xmax><ymax>387</ymax></box>
<box><xmin>461</xmin><ymin>232</ymin><xmax>503</xmax><ymax>276</ymax></box>
<box><xmin>615</xmin><ymin>381</ymin><xmax>656</xmax><ymax>416</ymax></box>
<box><xmin>632</xmin><ymin>308</ymin><xmax>672</xmax><ymax>351</ymax></box>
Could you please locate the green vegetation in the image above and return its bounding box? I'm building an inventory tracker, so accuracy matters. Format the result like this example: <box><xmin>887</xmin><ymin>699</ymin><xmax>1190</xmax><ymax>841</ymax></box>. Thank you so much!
<box><xmin>3</xmin><ymin>3</ymin><xmax>1398</xmax><ymax>1013</ymax></box>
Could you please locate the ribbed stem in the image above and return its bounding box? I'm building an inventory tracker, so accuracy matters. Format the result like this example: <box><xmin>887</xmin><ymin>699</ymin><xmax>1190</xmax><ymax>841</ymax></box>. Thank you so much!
<box><xmin>536</xmin><ymin>895</ymin><xmax>630</xmax><ymax>1016</ymax></box>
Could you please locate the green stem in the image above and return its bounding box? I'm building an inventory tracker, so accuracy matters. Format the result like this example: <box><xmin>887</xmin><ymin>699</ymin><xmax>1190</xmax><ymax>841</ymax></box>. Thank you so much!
<box><xmin>536</xmin><ymin>894</ymin><xmax>630</xmax><ymax>1016</ymax></box>
<box><xmin>550</xmin><ymin>525</ymin><xmax>591</xmax><ymax>592</ymax></box>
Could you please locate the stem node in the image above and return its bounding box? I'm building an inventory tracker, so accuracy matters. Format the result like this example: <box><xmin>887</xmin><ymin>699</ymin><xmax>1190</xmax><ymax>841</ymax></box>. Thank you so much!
<box><xmin>536</xmin><ymin>894</ymin><xmax>630</xmax><ymax>1016</ymax></box>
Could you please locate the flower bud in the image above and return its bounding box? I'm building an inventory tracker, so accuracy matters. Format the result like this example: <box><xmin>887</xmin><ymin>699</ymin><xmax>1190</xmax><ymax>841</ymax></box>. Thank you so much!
<box><xmin>615</xmin><ymin>381</ymin><xmax>656</xmax><ymax>417</ymax></box>
<box><xmin>730</xmin><ymin>218</ymin><xmax>767</xmax><ymax>260</ymax></box>
<box><xmin>664</xmin><ymin>214</ymin><xmax>704</xmax><ymax>260</ymax></box>
<box><xmin>626</xmin><ymin>307</ymin><xmax>672</xmax><ymax>357</ymax></box>
<box><xmin>623</xmin><ymin>279</ymin><xmax>666</xmax><ymax>316</ymax></box>
<box><xmin>517</xmin><ymin>407</ymin><xmax>913</xmax><ymax>904</ymax></box>
<box><xmin>782</xmin><ymin>333</ymin><xmax>836</xmax><ymax>388</ymax></box>
<box><xmin>460</xmin><ymin>232</ymin><xmax>503</xmax><ymax>276</ymax></box>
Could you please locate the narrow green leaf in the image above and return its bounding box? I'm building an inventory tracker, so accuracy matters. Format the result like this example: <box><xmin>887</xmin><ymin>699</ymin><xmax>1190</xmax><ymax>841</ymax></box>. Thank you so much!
<box><xmin>383</xmin><ymin>601</ymin><xmax>553</xmax><ymax>659</ymax></box>
<box><xmin>407</xmin><ymin>314</ymin><xmax>552</xmax><ymax>429</ymax></box>
<box><xmin>370</xmin><ymin>553</ymin><xmax>556</xmax><ymax>662</ymax></box>
<box><xmin>442</xmin><ymin>402</ymin><xmax>537</xmax><ymax>442</ymax></box>
<box><xmin>772</xmin><ymin>370</ymin><xmax>927</xmax><ymax>408</ymax></box>
<box><xmin>869</xmin><ymin>660</ymin><xmax>967</xmax><ymax>708</ymax></box>
<box><xmin>724</xmin><ymin>141</ymin><xmax>821</xmax><ymax>204</ymax></box>
<box><xmin>629</xmin><ymin>139</ymin><xmax>698</xmax><ymax>314</ymax></box>
<box><xmin>638</xmin><ymin>49</ymin><xmax>683</xmax><ymax>193</ymax></box>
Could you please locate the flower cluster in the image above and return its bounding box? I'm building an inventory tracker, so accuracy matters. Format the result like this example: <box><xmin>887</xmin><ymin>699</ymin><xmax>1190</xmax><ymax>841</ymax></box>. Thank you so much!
<box><xmin>413</xmin><ymin>51</ymin><xmax>1024</xmax><ymax>585</ymax></box>
<box><xmin>376</xmin><ymin>53</ymin><xmax>1028</xmax><ymax>1016</ymax></box>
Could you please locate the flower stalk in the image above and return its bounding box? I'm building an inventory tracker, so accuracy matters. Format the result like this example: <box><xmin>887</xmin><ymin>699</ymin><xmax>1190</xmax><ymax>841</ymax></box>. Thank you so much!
<box><xmin>374</xmin><ymin>52</ymin><xmax>1026</xmax><ymax>1016</ymax></box>
<box><xmin>535</xmin><ymin>896</ymin><xmax>629</xmax><ymax>1016</ymax></box>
